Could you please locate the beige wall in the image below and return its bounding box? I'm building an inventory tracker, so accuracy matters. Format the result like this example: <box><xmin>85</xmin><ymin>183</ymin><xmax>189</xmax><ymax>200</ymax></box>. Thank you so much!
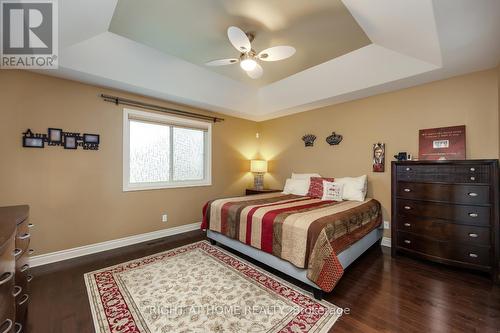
<box><xmin>0</xmin><ymin>71</ymin><xmax>259</xmax><ymax>255</ymax></box>
<box><xmin>1</xmin><ymin>68</ymin><xmax>499</xmax><ymax>255</ymax></box>
<box><xmin>258</xmin><ymin>69</ymin><xmax>500</xmax><ymax>237</ymax></box>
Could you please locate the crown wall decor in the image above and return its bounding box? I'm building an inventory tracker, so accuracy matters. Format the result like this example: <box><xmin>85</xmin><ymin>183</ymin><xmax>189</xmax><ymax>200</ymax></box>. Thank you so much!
<box><xmin>326</xmin><ymin>132</ymin><xmax>343</xmax><ymax>146</ymax></box>
<box><xmin>302</xmin><ymin>134</ymin><xmax>317</xmax><ymax>147</ymax></box>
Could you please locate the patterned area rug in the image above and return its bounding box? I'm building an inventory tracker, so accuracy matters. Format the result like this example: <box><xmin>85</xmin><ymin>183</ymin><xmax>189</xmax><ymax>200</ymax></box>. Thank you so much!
<box><xmin>84</xmin><ymin>241</ymin><xmax>342</xmax><ymax>333</ymax></box>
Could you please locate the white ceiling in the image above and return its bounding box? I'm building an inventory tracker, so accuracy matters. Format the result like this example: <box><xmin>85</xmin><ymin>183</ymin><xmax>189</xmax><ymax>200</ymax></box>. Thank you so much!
<box><xmin>43</xmin><ymin>0</ymin><xmax>500</xmax><ymax>121</ymax></box>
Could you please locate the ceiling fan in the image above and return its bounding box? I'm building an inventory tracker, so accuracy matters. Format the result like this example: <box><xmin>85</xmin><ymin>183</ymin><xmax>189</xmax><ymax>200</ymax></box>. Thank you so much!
<box><xmin>205</xmin><ymin>26</ymin><xmax>296</xmax><ymax>79</ymax></box>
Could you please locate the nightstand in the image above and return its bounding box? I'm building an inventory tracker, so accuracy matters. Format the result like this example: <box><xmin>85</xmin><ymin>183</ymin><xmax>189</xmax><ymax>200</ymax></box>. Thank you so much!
<box><xmin>246</xmin><ymin>188</ymin><xmax>281</xmax><ymax>195</ymax></box>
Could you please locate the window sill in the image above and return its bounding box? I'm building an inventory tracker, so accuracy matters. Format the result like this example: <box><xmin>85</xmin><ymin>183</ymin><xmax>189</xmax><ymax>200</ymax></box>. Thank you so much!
<box><xmin>123</xmin><ymin>181</ymin><xmax>212</xmax><ymax>192</ymax></box>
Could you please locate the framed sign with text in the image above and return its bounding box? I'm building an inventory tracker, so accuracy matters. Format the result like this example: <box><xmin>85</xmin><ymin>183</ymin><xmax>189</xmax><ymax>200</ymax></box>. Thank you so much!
<box><xmin>419</xmin><ymin>125</ymin><xmax>466</xmax><ymax>160</ymax></box>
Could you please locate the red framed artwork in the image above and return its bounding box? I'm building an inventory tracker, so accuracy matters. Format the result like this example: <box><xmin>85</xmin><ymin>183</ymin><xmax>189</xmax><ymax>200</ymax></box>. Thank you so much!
<box><xmin>418</xmin><ymin>125</ymin><xmax>466</xmax><ymax>160</ymax></box>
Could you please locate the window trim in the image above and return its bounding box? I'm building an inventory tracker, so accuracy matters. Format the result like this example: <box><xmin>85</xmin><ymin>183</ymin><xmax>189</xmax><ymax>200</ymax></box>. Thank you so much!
<box><xmin>123</xmin><ymin>108</ymin><xmax>212</xmax><ymax>192</ymax></box>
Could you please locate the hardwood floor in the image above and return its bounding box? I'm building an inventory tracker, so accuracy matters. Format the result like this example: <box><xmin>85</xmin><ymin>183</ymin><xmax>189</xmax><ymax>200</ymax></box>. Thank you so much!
<box><xmin>29</xmin><ymin>230</ymin><xmax>500</xmax><ymax>333</ymax></box>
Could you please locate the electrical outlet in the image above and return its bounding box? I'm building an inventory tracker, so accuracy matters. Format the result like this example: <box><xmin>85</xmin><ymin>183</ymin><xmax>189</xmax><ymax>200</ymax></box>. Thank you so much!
<box><xmin>162</xmin><ymin>214</ymin><xmax>168</xmax><ymax>223</ymax></box>
<box><xmin>383</xmin><ymin>221</ymin><xmax>390</xmax><ymax>229</ymax></box>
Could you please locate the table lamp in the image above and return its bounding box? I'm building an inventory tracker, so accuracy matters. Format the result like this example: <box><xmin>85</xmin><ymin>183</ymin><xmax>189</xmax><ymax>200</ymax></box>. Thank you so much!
<box><xmin>250</xmin><ymin>160</ymin><xmax>268</xmax><ymax>190</ymax></box>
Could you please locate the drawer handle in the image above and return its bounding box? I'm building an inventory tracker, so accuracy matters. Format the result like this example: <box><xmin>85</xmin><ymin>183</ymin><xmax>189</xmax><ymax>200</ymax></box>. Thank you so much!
<box><xmin>404</xmin><ymin>206</ymin><xmax>412</xmax><ymax>210</ymax></box>
<box><xmin>470</xmin><ymin>167</ymin><xmax>475</xmax><ymax>172</ymax></box>
<box><xmin>468</xmin><ymin>233</ymin><xmax>478</xmax><ymax>238</ymax></box>
<box><xmin>27</xmin><ymin>275</ymin><xmax>34</xmax><ymax>283</ymax></box>
<box><xmin>403</xmin><ymin>188</ymin><xmax>411</xmax><ymax>192</ymax></box>
<box><xmin>17</xmin><ymin>233</ymin><xmax>30</xmax><ymax>240</ymax></box>
<box><xmin>13</xmin><ymin>248</ymin><xmax>22</xmax><ymax>257</ymax></box>
<box><xmin>467</xmin><ymin>192</ymin><xmax>478</xmax><ymax>197</ymax></box>
<box><xmin>0</xmin><ymin>272</ymin><xmax>14</xmax><ymax>286</ymax></box>
<box><xmin>28</xmin><ymin>223</ymin><xmax>35</xmax><ymax>228</ymax></box>
<box><xmin>469</xmin><ymin>253</ymin><xmax>478</xmax><ymax>258</ymax></box>
<box><xmin>403</xmin><ymin>223</ymin><xmax>411</xmax><ymax>227</ymax></box>
<box><xmin>468</xmin><ymin>213</ymin><xmax>478</xmax><ymax>217</ymax></box>
<box><xmin>14</xmin><ymin>323</ymin><xmax>22</xmax><ymax>333</ymax></box>
<box><xmin>470</xmin><ymin>176</ymin><xmax>476</xmax><ymax>181</ymax></box>
<box><xmin>404</xmin><ymin>240</ymin><xmax>411</xmax><ymax>244</ymax></box>
<box><xmin>12</xmin><ymin>286</ymin><xmax>22</xmax><ymax>297</ymax></box>
<box><xmin>405</xmin><ymin>167</ymin><xmax>411</xmax><ymax>171</ymax></box>
<box><xmin>21</xmin><ymin>264</ymin><xmax>30</xmax><ymax>273</ymax></box>
<box><xmin>18</xmin><ymin>294</ymin><xmax>29</xmax><ymax>306</ymax></box>
<box><xmin>1</xmin><ymin>319</ymin><xmax>13</xmax><ymax>333</ymax></box>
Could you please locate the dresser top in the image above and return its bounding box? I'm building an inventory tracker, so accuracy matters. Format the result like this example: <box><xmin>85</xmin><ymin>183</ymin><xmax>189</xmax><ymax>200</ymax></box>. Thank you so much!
<box><xmin>393</xmin><ymin>159</ymin><xmax>498</xmax><ymax>166</ymax></box>
<box><xmin>0</xmin><ymin>205</ymin><xmax>29</xmax><ymax>246</ymax></box>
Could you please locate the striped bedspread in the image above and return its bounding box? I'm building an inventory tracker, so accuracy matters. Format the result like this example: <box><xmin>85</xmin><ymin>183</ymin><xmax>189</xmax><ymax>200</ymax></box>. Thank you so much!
<box><xmin>201</xmin><ymin>193</ymin><xmax>382</xmax><ymax>292</ymax></box>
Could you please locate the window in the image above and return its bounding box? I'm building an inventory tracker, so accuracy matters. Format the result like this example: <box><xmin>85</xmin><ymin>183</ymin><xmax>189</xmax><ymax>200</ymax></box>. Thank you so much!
<box><xmin>123</xmin><ymin>109</ymin><xmax>211</xmax><ymax>191</ymax></box>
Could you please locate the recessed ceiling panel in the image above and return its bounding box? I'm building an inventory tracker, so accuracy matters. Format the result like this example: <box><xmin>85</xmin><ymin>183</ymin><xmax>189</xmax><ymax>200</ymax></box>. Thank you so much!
<box><xmin>109</xmin><ymin>0</ymin><xmax>371</xmax><ymax>86</ymax></box>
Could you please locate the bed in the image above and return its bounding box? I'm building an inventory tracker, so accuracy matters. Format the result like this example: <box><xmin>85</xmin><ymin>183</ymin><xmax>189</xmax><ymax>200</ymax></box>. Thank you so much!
<box><xmin>201</xmin><ymin>192</ymin><xmax>383</xmax><ymax>299</ymax></box>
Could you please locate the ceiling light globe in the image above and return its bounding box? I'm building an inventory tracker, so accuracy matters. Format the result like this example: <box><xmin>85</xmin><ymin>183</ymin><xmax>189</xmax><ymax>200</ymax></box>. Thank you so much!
<box><xmin>240</xmin><ymin>58</ymin><xmax>257</xmax><ymax>71</ymax></box>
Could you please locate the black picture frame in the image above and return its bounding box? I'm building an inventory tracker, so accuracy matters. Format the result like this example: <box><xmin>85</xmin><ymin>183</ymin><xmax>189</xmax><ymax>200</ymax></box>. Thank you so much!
<box><xmin>83</xmin><ymin>133</ymin><xmax>100</xmax><ymax>144</ymax></box>
<box><xmin>23</xmin><ymin>137</ymin><xmax>44</xmax><ymax>148</ymax></box>
<box><xmin>64</xmin><ymin>136</ymin><xmax>78</xmax><ymax>150</ymax></box>
<box><xmin>48</xmin><ymin>128</ymin><xmax>63</xmax><ymax>143</ymax></box>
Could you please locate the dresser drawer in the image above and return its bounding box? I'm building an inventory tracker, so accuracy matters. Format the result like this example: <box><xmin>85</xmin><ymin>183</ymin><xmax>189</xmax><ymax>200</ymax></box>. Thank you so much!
<box><xmin>396</xmin><ymin>216</ymin><xmax>490</xmax><ymax>246</ymax></box>
<box><xmin>397</xmin><ymin>231</ymin><xmax>491</xmax><ymax>267</ymax></box>
<box><xmin>14</xmin><ymin>233</ymin><xmax>30</xmax><ymax>256</ymax></box>
<box><xmin>397</xmin><ymin>199</ymin><xmax>490</xmax><ymax>226</ymax></box>
<box><xmin>15</xmin><ymin>254</ymin><xmax>30</xmax><ymax>294</ymax></box>
<box><xmin>15</xmin><ymin>293</ymin><xmax>29</xmax><ymax>328</ymax></box>
<box><xmin>397</xmin><ymin>164</ymin><xmax>490</xmax><ymax>184</ymax></box>
<box><xmin>397</xmin><ymin>182</ymin><xmax>490</xmax><ymax>205</ymax></box>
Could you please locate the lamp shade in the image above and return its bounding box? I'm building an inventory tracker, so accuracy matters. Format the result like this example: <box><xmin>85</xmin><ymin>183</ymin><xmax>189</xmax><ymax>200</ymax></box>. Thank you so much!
<box><xmin>250</xmin><ymin>160</ymin><xmax>268</xmax><ymax>173</ymax></box>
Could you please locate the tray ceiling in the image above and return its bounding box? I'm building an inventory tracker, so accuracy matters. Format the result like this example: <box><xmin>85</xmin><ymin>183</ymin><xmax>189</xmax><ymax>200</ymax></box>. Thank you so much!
<box><xmin>109</xmin><ymin>0</ymin><xmax>371</xmax><ymax>86</ymax></box>
<box><xmin>44</xmin><ymin>0</ymin><xmax>500</xmax><ymax>121</ymax></box>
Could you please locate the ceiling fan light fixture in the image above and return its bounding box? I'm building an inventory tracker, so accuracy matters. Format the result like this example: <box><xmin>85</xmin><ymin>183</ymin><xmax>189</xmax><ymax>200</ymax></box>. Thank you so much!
<box><xmin>240</xmin><ymin>58</ymin><xmax>257</xmax><ymax>72</ymax></box>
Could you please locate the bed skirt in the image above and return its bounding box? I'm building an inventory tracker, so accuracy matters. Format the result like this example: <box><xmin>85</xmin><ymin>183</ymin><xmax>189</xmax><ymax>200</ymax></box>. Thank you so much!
<box><xmin>207</xmin><ymin>227</ymin><xmax>383</xmax><ymax>291</ymax></box>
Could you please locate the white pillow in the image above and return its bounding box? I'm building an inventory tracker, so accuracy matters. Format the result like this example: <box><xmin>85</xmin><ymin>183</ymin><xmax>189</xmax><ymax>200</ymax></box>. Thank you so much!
<box><xmin>282</xmin><ymin>178</ymin><xmax>309</xmax><ymax>196</ymax></box>
<box><xmin>321</xmin><ymin>181</ymin><xmax>344</xmax><ymax>201</ymax></box>
<box><xmin>335</xmin><ymin>175</ymin><xmax>367</xmax><ymax>201</ymax></box>
<box><xmin>291</xmin><ymin>173</ymin><xmax>321</xmax><ymax>180</ymax></box>
<box><xmin>291</xmin><ymin>173</ymin><xmax>321</xmax><ymax>193</ymax></box>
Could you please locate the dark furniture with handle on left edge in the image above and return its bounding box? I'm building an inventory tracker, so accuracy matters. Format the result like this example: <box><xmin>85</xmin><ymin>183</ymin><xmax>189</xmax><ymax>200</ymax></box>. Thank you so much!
<box><xmin>0</xmin><ymin>206</ymin><xmax>33</xmax><ymax>333</ymax></box>
<box><xmin>391</xmin><ymin>160</ymin><xmax>499</xmax><ymax>283</ymax></box>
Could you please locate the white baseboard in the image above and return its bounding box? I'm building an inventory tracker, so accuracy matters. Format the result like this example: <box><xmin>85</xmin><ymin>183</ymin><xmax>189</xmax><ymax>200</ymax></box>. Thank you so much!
<box><xmin>31</xmin><ymin>222</ymin><xmax>201</xmax><ymax>267</ymax></box>
<box><xmin>381</xmin><ymin>236</ymin><xmax>391</xmax><ymax>248</ymax></box>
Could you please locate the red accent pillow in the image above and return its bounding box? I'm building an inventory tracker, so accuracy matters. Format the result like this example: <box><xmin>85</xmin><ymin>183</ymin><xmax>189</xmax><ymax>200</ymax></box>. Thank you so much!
<box><xmin>307</xmin><ymin>177</ymin><xmax>335</xmax><ymax>198</ymax></box>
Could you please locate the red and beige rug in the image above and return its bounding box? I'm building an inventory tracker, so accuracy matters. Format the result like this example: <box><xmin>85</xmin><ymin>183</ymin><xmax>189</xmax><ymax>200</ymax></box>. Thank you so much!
<box><xmin>84</xmin><ymin>241</ymin><xmax>342</xmax><ymax>333</ymax></box>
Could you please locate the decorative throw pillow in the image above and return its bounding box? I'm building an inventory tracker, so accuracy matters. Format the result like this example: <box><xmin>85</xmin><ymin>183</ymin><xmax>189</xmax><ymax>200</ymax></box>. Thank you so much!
<box><xmin>307</xmin><ymin>177</ymin><xmax>335</xmax><ymax>198</ymax></box>
<box><xmin>322</xmin><ymin>181</ymin><xmax>344</xmax><ymax>201</ymax></box>
<box><xmin>335</xmin><ymin>175</ymin><xmax>368</xmax><ymax>201</ymax></box>
<box><xmin>282</xmin><ymin>178</ymin><xmax>309</xmax><ymax>196</ymax></box>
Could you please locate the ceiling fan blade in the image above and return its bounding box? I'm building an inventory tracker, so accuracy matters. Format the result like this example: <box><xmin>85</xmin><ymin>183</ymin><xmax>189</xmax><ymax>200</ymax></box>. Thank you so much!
<box><xmin>258</xmin><ymin>46</ymin><xmax>296</xmax><ymax>61</ymax></box>
<box><xmin>227</xmin><ymin>26</ymin><xmax>251</xmax><ymax>53</ymax></box>
<box><xmin>246</xmin><ymin>63</ymin><xmax>263</xmax><ymax>79</ymax></box>
<box><xmin>205</xmin><ymin>58</ymin><xmax>239</xmax><ymax>66</ymax></box>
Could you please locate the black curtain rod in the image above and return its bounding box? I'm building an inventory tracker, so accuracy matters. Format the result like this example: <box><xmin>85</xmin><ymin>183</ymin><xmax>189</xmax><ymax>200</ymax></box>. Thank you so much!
<box><xmin>100</xmin><ymin>94</ymin><xmax>225</xmax><ymax>123</ymax></box>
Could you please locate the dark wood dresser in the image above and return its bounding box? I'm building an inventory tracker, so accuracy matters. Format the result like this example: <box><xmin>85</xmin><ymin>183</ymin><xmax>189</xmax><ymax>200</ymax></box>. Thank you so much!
<box><xmin>391</xmin><ymin>160</ymin><xmax>499</xmax><ymax>282</ymax></box>
<box><xmin>0</xmin><ymin>206</ymin><xmax>33</xmax><ymax>333</ymax></box>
